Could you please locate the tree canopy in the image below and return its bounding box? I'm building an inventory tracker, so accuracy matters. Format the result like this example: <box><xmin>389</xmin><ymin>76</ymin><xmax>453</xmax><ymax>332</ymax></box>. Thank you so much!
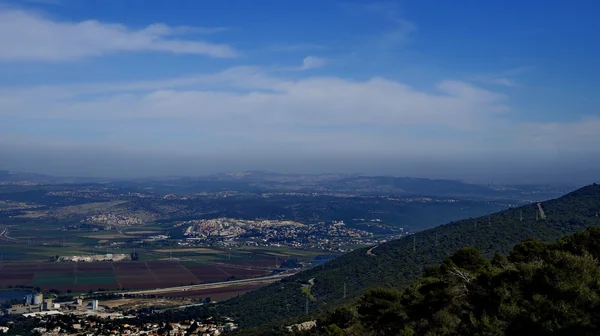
<box><xmin>305</xmin><ymin>226</ymin><xmax>600</xmax><ymax>335</ymax></box>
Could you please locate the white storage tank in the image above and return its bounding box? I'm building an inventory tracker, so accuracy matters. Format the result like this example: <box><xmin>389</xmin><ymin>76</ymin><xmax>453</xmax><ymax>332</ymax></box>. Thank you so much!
<box><xmin>24</xmin><ymin>294</ymin><xmax>33</xmax><ymax>305</ymax></box>
<box><xmin>33</xmin><ymin>293</ymin><xmax>43</xmax><ymax>305</ymax></box>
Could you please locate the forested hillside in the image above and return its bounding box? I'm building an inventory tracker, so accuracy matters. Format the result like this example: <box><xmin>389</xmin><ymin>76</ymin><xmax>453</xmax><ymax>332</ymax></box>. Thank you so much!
<box><xmin>301</xmin><ymin>226</ymin><xmax>600</xmax><ymax>335</ymax></box>
<box><xmin>222</xmin><ymin>184</ymin><xmax>600</xmax><ymax>331</ymax></box>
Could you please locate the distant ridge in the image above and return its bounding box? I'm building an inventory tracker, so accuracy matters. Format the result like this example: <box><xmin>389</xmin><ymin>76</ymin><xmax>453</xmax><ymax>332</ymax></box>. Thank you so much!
<box><xmin>0</xmin><ymin>169</ymin><xmax>572</xmax><ymax>200</ymax></box>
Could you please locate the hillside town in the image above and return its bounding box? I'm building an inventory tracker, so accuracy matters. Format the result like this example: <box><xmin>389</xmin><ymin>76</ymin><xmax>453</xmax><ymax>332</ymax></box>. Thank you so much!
<box><xmin>1</xmin><ymin>315</ymin><xmax>236</xmax><ymax>336</ymax></box>
<box><xmin>84</xmin><ymin>214</ymin><xmax>144</xmax><ymax>227</ymax></box>
<box><xmin>182</xmin><ymin>218</ymin><xmax>404</xmax><ymax>252</ymax></box>
<box><xmin>1</xmin><ymin>317</ymin><xmax>236</xmax><ymax>336</ymax></box>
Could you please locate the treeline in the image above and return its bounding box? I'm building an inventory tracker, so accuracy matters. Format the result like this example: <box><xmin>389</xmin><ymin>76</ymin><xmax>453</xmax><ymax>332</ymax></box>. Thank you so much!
<box><xmin>298</xmin><ymin>225</ymin><xmax>600</xmax><ymax>335</ymax></box>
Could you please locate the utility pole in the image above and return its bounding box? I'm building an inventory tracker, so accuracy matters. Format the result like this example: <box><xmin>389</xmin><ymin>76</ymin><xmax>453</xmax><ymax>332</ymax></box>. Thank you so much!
<box><xmin>413</xmin><ymin>235</ymin><xmax>416</xmax><ymax>254</ymax></box>
<box><xmin>520</xmin><ymin>210</ymin><xmax>523</xmax><ymax>222</ymax></box>
<box><xmin>488</xmin><ymin>214</ymin><xmax>491</xmax><ymax>226</ymax></box>
<box><xmin>305</xmin><ymin>297</ymin><xmax>309</xmax><ymax>314</ymax></box>
<box><xmin>343</xmin><ymin>282</ymin><xmax>347</xmax><ymax>299</ymax></box>
<box><xmin>536</xmin><ymin>212</ymin><xmax>539</xmax><ymax>221</ymax></box>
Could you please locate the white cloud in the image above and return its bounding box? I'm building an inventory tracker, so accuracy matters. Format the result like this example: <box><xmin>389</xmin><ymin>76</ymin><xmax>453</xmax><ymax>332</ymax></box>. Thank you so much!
<box><xmin>21</xmin><ymin>0</ymin><xmax>62</xmax><ymax>5</ymax></box>
<box><xmin>268</xmin><ymin>44</ymin><xmax>328</xmax><ymax>52</ymax></box>
<box><xmin>0</xmin><ymin>66</ymin><xmax>507</xmax><ymax>134</ymax></box>
<box><xmin>363</xmin><ymin>2</ymin><xmax>417</xmax><ymax>46</ymax></box>
<box><xmin>141</xmin><ymin>23</ymin><xmax>230</xmax><ymax>35</ymax></box>
<box><xmin>470</xmin><ymin>67</ymin><xmax>532</xmax><ymax>87</ymax></box>
<box><xmin>0</xmin><ymin>9</ymin><xmax>237</xmax><ymax>61</ymax></box>
<box><xmin>300</xmin><ymin>56</ymin><xmax>327</xmax><ymax>70</ymax></box>
<box><xmin>473</xmin><ymin>77</ymin><xmax>517</xmax><ymax>87</ymax></box>
<box><xmin>381</xmin><ymin>18</ymin><xmax>417</xmax><ymax>46</ymax></box>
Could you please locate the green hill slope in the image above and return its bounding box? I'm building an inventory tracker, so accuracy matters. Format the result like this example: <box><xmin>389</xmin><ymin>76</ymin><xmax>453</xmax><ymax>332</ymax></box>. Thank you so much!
<box><xmin>306</xmin><ymin>226</ymin><xmax>600</xmax><ymax>335</ymax></box>
<box><xmin>216</xmin><ymin>184</ymin><xmax>600</xmax><ymax>330</ymax></box>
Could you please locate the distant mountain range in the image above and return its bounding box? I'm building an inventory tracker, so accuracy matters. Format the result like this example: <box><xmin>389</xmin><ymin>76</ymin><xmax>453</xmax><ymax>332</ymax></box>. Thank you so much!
<box><xmin>0</xmin><ymin>170</ymin><xmax>103</xmax><ymax>184</ymax></box>
<box><xmin>0</xmin><ymin>170</ymin><xmax>571</xmax><ymax>201</ymax></box>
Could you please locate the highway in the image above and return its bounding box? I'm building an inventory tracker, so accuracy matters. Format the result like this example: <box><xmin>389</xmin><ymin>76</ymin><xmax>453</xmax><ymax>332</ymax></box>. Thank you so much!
<box><xmin>110</xmin><ymin>272</ymin><xmax>297</xmax><ymax>296</ymax></box>
<box><xmin>0</xmin><ymin>225</ymin><xmax>18</xmax><ymax>242</ymax></box>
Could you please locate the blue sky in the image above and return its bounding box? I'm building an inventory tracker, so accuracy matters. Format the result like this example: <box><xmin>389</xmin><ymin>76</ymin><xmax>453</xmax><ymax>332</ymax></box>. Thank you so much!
<box><xmin>0</xmin><ymin>0</ymin><xmax>599</xmax><ymax>183</ymax></box>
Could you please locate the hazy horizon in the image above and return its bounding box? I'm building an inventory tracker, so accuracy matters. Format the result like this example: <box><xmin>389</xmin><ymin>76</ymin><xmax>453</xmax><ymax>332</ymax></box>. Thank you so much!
<box><xmin>0</xmin><ymin>148</ymin><xmax>596</xmax><ymax>186</ymax></box>
<box><xmin>1</xmin><ymin>1</ymin><xmax>598</xmax><ymax>185</ymax></box>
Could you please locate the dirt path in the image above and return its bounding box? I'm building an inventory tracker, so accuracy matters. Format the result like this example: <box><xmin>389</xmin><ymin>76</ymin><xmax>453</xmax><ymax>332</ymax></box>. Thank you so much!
<box><xmin>537</xmin><ymin>203</ymin><xmax>547</xmax><ymax>219</ymax></box>
<box><xmin>366</xmin><ymin>245</ymin><xmax>378</xmax><ymax>257</ymax></box>
<box><xmin>178</xmin><ymin>263</ymin><xmax>201</xmax><ymax>284</ymax></box>
<box><xmin>217</xmin><ymin>265</ymin><xmax>232</xmax><ymax>278</ymax></box>
<box><xmin>111</xmin><ymin>263</ymin><xmax>123</xmax><ymax>289</ymax></box>
<box><xmin>145</xmin><ymin>262</ymin><xmax>160</xmax><ymax>283</ymax></box>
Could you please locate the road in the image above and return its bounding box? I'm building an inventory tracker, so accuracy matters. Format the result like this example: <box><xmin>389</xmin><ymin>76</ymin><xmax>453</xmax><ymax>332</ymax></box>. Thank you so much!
<box><xmin>366</xmin><ymin>245</ymin><xmax>378</xmax><ymax>256</ymax></box>
<box><xmin>0</xmin><ymin>225</ymin><xmax>19</xmax><ymax>243</ymax></box>
<box><xmin>537</xmin><ymin>203</ymin><xmax>547</xmax><ymax>219</ymax></box>
<box><xmin>111</xmin><ymin>272</ymin><xmax>296</xmax><ymax>296</ymax></box>
<box><xmin>202</xmin><ymin>260</ymin><xmax>278</xmax><ymax>272</ymax></box>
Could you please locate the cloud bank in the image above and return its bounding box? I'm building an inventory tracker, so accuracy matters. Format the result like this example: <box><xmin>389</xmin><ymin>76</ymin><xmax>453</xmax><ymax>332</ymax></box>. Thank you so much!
<box><xmin>1</xmin><ymin>64</ymin><xmax>598</xmax><ymax>183</ymax></box>
<box><xmin>0</xmin><ymin>9</ymin><xmax>237</xmax><ymax>61</ymax></box>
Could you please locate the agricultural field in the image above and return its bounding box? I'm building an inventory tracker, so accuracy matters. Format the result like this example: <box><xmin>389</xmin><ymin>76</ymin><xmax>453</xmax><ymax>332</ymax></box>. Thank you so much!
<box><xmin>217</xmin><ymin>259</ymin><xmax>283</xmax><ymax>268</ymax></box>
<box><xmin>154</xmin><ymin>283</ymin><xmax>268</xmax><ymax>301</ymax></box>
<box><xmin>0</xmin><ymin>261</ymin><xmax>270</xmax><ymax>292</ymax></box>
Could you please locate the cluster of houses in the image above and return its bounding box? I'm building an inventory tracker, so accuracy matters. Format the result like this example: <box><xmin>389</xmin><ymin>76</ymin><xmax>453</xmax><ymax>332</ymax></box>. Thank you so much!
<box><xmin>22</xmin><ymin>319</ymin><xmax>237</xmax><ymax>336</ymax></box>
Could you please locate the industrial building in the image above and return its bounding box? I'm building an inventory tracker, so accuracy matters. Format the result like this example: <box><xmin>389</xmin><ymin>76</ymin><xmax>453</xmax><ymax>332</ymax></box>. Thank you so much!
<box><xmin>3</xmin><ymin>295</ymin><xmax>102</xmax><ymax>316</ymax></box>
